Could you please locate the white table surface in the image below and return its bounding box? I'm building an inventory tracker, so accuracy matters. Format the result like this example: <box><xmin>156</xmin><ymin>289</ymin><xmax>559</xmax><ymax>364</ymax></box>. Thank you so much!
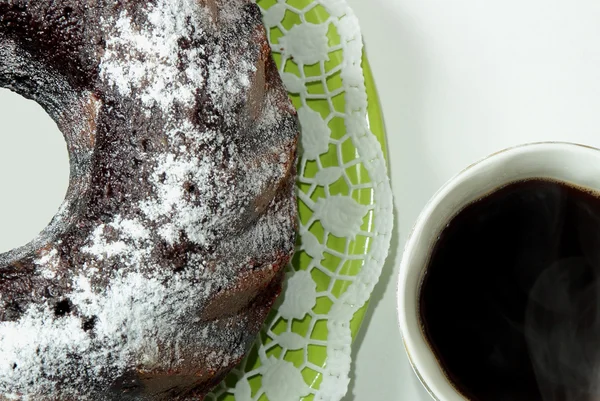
<box><xmin>343</xmin><ymin>0</ymin><xmax>600</xmax><ymax>400</ymax></box>
<box><xmin>2</xmin><ymin>1</ymin><xmax>600</xmax><ymax>400</ymax></box>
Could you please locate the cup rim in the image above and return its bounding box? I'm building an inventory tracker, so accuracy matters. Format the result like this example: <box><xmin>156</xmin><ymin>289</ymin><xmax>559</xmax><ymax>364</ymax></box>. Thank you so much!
<box><xmin>396</xmin><ymin>141</ymin><xmax>600</xmax><ymax>401</ymax></box>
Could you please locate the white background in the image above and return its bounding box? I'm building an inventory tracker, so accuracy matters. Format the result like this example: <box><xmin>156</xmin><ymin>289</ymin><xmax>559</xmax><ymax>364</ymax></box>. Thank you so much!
<box><xmin>343</xmin><ymin>0</ymin><xmax>600</xmax><ymax>400</ymax></box>
<box><xmin>2</xmin><ymin>0</ymin><xmax>600</xmax><ymax>400</ymax></box>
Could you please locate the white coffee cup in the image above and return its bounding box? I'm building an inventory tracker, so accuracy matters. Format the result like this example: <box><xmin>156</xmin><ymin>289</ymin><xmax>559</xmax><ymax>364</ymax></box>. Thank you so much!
<box><xmin>396</xmin><ymin>142</ymin><xmax>600</xmax><ymax>401</ymax></box>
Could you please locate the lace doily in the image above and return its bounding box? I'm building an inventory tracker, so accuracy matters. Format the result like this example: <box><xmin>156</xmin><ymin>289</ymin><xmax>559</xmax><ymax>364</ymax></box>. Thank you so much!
<box><xmin>206</xmin><ymin>0</ymin><xmax>393</xmax><ymax>400</ymax></box>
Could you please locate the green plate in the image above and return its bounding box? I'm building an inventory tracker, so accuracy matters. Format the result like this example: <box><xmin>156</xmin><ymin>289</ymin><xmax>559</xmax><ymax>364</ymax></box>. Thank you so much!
<box><xmin>207</xmin><ymin>1</ymin><xmax>390</xmax><ymax>400</ymax></box>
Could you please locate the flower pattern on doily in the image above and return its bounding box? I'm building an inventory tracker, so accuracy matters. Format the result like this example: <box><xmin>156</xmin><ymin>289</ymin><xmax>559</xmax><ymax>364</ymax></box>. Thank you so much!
<box><xmin>206</xmin><ymin>1</ymin><xmax>393</xmax><ymax>400</ymax></box>
<box><xmin>300</xmin><ymin>231</ymin><xmax>324</xmax><ymax>264</ymax></box>
<box><xmin>314</xmin><ymin>195</ymin><xmax>369</xmax><ymax>239</ymax></box>
<box><xmin>262</xmin><ymin>4</ymin><xmax>286</xmax><ymax>28</ymax></box>
<box><xmin>233</xmin><ymin>378</ymin><xmax>252</xmax><ymax>401</ymax></box>
<box><xmin>314</xmin><ymin>167</ymin><xmax>343</xmax><ymax>186</ymax></box>
<box><xmin>298</xmin><ymin>106</ymin><xmax>331</xmax><ymax>160</ymax></box>
<box><xmin>323</xmin><ymin>0</ymin><xmax>348</xmax><ymax>17</ymax></box>
<box><xmin>279</xmin><ymin>270</ymin><xmax>318</xmax><ymax>320</ymax></box>
<box><xmin>263</xmin><ymin>358</ymin><xmax>311</xmax><ymax>401</ymax></box>
<box><xmin>281</xmin><ymin>73</ymin><xmax>306</xmax><ymax>95</ymax></box>
<box><xmin>279</xmin><ymin>22</ymin><xmax>330</xmax><ymax>65</ymax></box>
<box><xmin>276</xmin><ymin>332</ymin><xmax>307</xmax><ymax>351</ymax></box>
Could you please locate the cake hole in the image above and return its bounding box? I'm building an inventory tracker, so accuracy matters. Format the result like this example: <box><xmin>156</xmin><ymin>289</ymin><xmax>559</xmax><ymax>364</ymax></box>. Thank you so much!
<box><xmin>54</xmin><ymin>299</ymin><xmax>72</xmax><ymax>317</ymax></box>
<box><xmin>0</xmin><ymin>89</ymin><xmax>69</xmax><ymax>254</ymax></box>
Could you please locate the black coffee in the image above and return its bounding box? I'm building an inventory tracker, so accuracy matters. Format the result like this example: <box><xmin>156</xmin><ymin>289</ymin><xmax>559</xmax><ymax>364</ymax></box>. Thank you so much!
<box><xmin>419</xmin><ymin>179</ymin><xmax>600</xmax><ymax>401</ymax></box>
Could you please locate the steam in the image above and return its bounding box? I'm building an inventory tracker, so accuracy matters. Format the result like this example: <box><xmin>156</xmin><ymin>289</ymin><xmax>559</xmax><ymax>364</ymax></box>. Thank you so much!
<box><xmin>524</xmin><ymin>257</ymin><xmax>600</xmax><ymax>401</ymax></box>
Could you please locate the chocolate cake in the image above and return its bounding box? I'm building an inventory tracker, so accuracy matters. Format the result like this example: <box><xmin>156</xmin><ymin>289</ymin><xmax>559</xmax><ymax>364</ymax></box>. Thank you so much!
<box><xmin>0</xmin><ymin>0</ymin><xmax>299</xmax><ymax>399</ymax></box>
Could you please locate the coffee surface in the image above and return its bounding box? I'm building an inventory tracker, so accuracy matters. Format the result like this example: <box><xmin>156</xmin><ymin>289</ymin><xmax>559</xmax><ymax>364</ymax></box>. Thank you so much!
<box><xmin>420</xmin><ymin>179</ymin><xmax>600</xmax><ymax>401</ymax></box>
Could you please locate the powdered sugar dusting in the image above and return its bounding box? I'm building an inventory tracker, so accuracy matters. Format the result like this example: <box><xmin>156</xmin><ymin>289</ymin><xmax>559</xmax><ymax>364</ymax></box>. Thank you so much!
<box><xmin>0</xmin><ymin>271</ymin><xmax>239</xmax><ymax>400</ymax></box>
<box><xmin>139</xmin><ymin>153</ymin><xmax>213</xmax><ymax>245</ymax></box>
<box><xmin>81</xmin><ymin>216</ymin><xmax>151</xmax><ymax>265</ymax></box>
<box><xmin>99</xmin><ymin>0</ymin><xmax>285</xmax><ymax>248</ymax></box>
<box><xmin>100</xmin><ymin>0</ymin><xmax>208</xmax><ymax>113</ymax></box>
<box><xmin>35</xmin><ymin>248</ymin><xmax>60</xmax><ymax>279</ymax></box>
<box><xmin>207</xmin><ymin>54</ymin><xmax>256</xmax><ymax>113</ymax></box>
<box><xmin>0</xmin><ymin>307</ymin><xmax>91</xmax><ymax>399</ymax></box>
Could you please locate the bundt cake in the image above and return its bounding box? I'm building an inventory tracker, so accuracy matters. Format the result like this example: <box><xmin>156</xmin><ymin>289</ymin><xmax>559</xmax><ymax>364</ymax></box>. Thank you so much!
<box><xmin>0</xmin><ymin>0</ymin><xmax>298</xmax><ymax>399</ymax></box>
